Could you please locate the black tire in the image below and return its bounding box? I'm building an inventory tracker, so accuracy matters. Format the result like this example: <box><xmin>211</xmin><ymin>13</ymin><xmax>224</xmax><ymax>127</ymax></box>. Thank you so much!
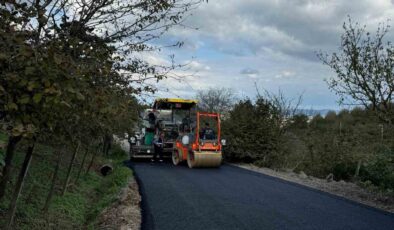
<box><xmin>172</xmin><ymin>149</ymin><xmax>181</xmax><ymax>166</ymax></box>
<box><xmin>187</xmin><ymin>151</ymin><xmax>195</xmax><ymax>168</ymax></box>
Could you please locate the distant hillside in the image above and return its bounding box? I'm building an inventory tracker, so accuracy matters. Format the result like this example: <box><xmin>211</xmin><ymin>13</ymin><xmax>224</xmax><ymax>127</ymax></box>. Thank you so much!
<box><xmin>296</xmin><ymin>109</ymin><xmax>338</xmax><ymax>117</ymax></box>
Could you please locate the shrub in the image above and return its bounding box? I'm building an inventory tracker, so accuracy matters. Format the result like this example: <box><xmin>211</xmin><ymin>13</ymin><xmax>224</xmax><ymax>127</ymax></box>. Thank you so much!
<box><xmin>360</xmin><ymin>150</ymin><xmax>394</xmax><ymax>190</ymax></box>
<box><xmin>222</xmin><ymin>98</ymin><xmax>281</xmax><ymax>166</ymax></box>
<box><xmin>109</xmin><ymin>143</ymin><xmax>127</xmax><ymax>160</ymax></box>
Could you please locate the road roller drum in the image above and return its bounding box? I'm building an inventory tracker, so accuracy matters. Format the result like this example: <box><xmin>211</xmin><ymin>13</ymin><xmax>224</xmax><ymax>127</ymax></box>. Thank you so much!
<box><xmin>187</xmin><ymin>151</ymin><xmax>222</xmax><ymax>168</ymax></box>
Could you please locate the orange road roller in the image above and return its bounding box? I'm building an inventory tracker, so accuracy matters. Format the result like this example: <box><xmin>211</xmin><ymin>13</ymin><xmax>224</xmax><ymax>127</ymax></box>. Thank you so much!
<box><xmin>172</xmin><ymin>112</ymin><xmax>226</xmax><ymax>168</ymax></box>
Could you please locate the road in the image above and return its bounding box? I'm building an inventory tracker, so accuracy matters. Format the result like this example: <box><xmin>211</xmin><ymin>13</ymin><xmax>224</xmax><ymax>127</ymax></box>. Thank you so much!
<box><xmin>129</xmin><ymin>161</ymin><xmax>394</xmax><ymax>230</ymax></box>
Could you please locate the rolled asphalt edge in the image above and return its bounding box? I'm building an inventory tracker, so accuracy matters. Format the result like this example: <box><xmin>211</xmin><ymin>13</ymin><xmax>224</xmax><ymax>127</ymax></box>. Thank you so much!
<box><xmin>225</xmin><ymin>163</ymin><xmax>394</xmax><ymax>217</ymax></box>
<box><xmin>125</xmin><ymin>160</ymin><xmax>154</xmax><ymax>230</ymax></box>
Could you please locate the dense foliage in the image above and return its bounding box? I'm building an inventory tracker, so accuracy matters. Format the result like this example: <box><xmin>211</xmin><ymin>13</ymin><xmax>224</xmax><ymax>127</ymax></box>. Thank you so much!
<box><xmin>292</xmin><ymin>108</ymin><xmax>394</xmax><ymax>189</ymax></box>
<box><xmin>222</xmin><ymin>98</ymin><xmax>283</xmax><ymax>167</ymax></box>
<box><xmin>223</xmin><ymin>100</ymin><xmax>394</xmax><ymax>191</ymax></box>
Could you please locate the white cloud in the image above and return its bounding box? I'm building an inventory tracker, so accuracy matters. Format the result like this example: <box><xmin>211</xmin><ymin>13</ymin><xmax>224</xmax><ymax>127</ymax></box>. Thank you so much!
<box><xmin>141</xmin><ymin>53</ymin><xmax>170</xmax><ymax>66</ymax></box>
<box><xmin>146</xmin><ymin>0</ymin><xmax>394</xmax><ymax>109</ymax></box>
<box><xmin>240</xmin><ymin>68</ymin><xmax>259</xmax><ymax>75</ymax></box>
<box><xmin>274</xmin><ymin>70</ymin><xmax>296</xmax><ymax>79</ymax></box>
<box><xmin>187</xmin><ymin>60</ymin><xmax>211</xmax><ymax>71</ymax></box>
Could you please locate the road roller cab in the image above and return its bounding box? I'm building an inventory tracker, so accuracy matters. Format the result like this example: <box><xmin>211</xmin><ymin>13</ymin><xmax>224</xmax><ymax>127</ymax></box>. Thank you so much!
<box><xmin>172</xmin><ymin>112</ymin><xmax>224</xmax><ymax>168</ymax></box>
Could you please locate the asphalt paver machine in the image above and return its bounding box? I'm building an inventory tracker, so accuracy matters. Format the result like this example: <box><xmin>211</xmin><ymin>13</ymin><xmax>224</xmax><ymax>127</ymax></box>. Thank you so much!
<box><xmin>129</xmin><ymin>98</ymin><xmax>198</xmax><ymax>158</ymax></box>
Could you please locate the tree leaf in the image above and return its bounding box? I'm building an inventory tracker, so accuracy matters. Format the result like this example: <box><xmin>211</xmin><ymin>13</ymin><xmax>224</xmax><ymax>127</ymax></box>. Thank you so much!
<box><xmin>33</xmin><ymin>93</ymin><xmax>43</xmax><ymax>103</ymax></box>
<box><xmin>11</xmin><ymin>124</ymin><xmax>24</xmax><ymax>137</ymax></box>
<box><xmin>7</xmin><ymin>103</ymin><xmax>18</xmax><ymax>111</ymax></box>
<box><xmin>25</xmin><ymin>67</ymin><xmax>35</xmax><ymax>75</ymax></box>
<box><xmin>76</xmin><ymin>92</ymin><xmax>85</xmax><ymax>100</ymax></box>
<box><xmin>0</xmin><ymin>53</ymin><xmax>7</xmax><ymax>60</ymax></box>
<box><xmin>54</xmin><ymin>53</ymin><xmax>62</xmax><ymax>65</ymax></box>
<box><xmin>27</xmin><ymin>81</ymin><xmax>38</xmax><ymax>91</ymax></box>
<box><xmin>19</xmin><ymin>94</ymin><xmax>30</xmax><ymax>104</ymax></box>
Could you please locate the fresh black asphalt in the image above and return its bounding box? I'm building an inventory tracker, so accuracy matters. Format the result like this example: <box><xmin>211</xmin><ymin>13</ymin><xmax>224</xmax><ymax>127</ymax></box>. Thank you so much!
<box><xmin>128</xmin><ymin>161</ymin><xmax>394</xmax><ymax>230</ymax></box>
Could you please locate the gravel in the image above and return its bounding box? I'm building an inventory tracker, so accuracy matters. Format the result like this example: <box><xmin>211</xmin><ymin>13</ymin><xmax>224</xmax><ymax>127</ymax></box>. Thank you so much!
<box><xmin>96</xmin><ymin>178</ymin><xmax>141</xmax><ymax>230</ymax></box>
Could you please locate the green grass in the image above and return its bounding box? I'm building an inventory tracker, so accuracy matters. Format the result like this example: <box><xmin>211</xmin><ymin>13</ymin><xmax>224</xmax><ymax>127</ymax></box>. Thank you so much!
<box><xmin>0</xmin><ymin>135</ymin><xmax>132</xmax><ymax>229</ymax></box>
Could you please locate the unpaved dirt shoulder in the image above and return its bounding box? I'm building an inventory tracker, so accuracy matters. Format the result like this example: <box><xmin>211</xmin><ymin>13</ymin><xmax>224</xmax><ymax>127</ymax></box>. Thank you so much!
<box><xmin>96</xmin><ymin>177</ymin><xmax>141</xmax><ymax>230</ymax></box>
<box><xmin>234</xmin><ymin>163</ymin><xmax>394</xmax><ymax>213</ymax></box>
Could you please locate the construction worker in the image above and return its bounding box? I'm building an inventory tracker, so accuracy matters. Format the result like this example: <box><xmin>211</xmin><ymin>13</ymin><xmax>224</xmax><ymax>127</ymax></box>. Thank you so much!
<box><xmin>147</xmin><ymin>111</ymin><xmax>156</xmax><ymax>130</ymax></box>
<box><xmin>201</xmin><ymin>122</ymin><xmax>215</xmax><ymax>140</ymax></box>
<box><xmin>152</xmin><ymin>132</ymin><xmax>164</xmax><ymax>162</ymax></box>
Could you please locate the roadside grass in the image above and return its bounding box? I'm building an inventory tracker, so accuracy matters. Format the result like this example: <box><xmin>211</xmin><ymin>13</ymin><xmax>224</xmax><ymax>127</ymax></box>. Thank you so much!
<box><xmin>0</xmin><ymin>134</ymin><xmax>132</xmax><ymax>229</ymax></box>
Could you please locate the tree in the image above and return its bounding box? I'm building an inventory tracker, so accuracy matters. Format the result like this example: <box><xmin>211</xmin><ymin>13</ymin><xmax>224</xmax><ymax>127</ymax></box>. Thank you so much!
<box><xmin>289</xmin><ymin>114</ymin><xmax>309</xmax><ymax>129</ymax></box>
<box><xmin>318</xmin><ymin>17</ymin><xmax>394</xmax><ymax>123</ymax></box>
<box><xmin>261</xmin><ymin>89</ymin><xmax>303</xmax><ymax>134</ymax></box>
<box><xmin>0</xmin><ymin>1</ymin><xmax>207</xmax><ymax>227</ymax></box>
<box><xmin>222</xmin><ymin>98</ymin><xmax>282</xmax><ymax>166</ymax></box>
<box><xmin>196</xmin><ymin>88</ymin><xmax>236</xmax><ymax>115</ymax></box>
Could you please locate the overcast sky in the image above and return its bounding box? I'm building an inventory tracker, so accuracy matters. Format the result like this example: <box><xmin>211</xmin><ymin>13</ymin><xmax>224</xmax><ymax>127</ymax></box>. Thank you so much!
<box><xmin>148</xmin><ymin>0</ymin><xmax>394</xmax><ymax>110</ymax></box>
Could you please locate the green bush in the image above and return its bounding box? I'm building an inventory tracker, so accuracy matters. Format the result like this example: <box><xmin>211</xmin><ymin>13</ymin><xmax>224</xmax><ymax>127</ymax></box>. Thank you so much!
<box><xmin>222</xmin><ymin>98</ymin><xmax>281</xmax><ymax>166</ymax></box>
<box><xmin>332</xmin><ymin>162</ymin><xmax>356</xmax><ymax>181</ymax></box>
<box><xmin>109</xmin><ymin>143</ymin><xmax>128</xmax><ymax>160</ymax></box>
<box><xmin>224</xmin><ymin>102</ymin><xmax>394</xmax><ymax>191</ymax></box>
<box><xmin>360</xmin><ymin>150</ymin><xmax>394</xmax><ymax>190</ymax></box>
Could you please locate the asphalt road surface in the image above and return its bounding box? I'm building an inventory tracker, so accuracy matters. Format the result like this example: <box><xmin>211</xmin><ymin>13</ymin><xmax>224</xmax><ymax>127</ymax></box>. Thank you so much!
<box><xmin>129</xmin><ymin>161</ymin><xmax>394</xmax><ymax>230</ymax></box>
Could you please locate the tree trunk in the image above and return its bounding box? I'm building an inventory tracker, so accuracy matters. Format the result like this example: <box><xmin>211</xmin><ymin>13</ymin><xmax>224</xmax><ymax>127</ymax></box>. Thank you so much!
<box><xmin>102</xmin><ymin>138</ymin><xmax>107</xmax><ymax>156</ymax></box>
<box><xmin>43</xmin><ymin>150</ymin><xmax>63</xmax><ymax>213</ymax></box>
<box><xmin>354</xmin><ymin>159</ymin><xmax>362</xmax><ymax>178</ymax></box>
<box><xmin>5</xmin><ymin>141</ymin><xmax>35</xmax><ymax>230</ymax></box>
<box><xmin>62</xmin><ymin>142</ymin><xmax>80</xmax><ymax>195</ymax></box>
<box><xmin>86</xmin><ymin>148</ymin><xmax>98</xmax><ymax>175</ymax></box>
<box><xmin>0</xmin><ymin>135</ymin><xmax>21</xmax><ymax>202</ymax></box>
<box><xmin>75</xmin><ymin>147</ymin><xmax>89</xmax><ymax>183</ymax></box>
<box><xmin>103</xmin><ymin>134</ymin><xmax>112</xmax><ymax>156</ymax></box>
